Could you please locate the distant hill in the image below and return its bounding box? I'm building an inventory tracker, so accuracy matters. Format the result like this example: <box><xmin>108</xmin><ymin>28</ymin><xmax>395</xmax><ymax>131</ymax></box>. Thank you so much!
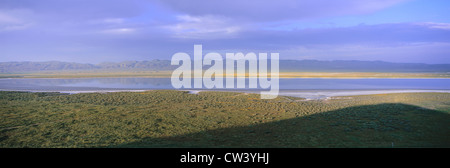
<box><xmin>0</xmin><ymin>60</ymin><xmax>176</xmax><ymax>73</ymax></box>
<box><xmin>1</xmin><ymin>60</ymin><xmax>449</xmax><ymax>73</ymax></box>
<box><xmin>278</xmin><ymin>60</ymin><xmax>450</xmax><ymax>72</ymax></box>
<box><xmin>0</xmin><ymin>61</ymin><xmax>98</xmax><ymax>73</ymax></box>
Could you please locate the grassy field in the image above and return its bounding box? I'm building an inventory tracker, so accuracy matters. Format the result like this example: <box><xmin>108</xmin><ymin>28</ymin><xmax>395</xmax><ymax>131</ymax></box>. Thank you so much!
<box><xmin>1</xmin><ymin>71</ymin><xmax>449</xmax><ymax>78</ymax></box>
<box><xmin>0</xmin><ymin>91</ymin><xmax>449</xmax><ymax>148</ymax></box>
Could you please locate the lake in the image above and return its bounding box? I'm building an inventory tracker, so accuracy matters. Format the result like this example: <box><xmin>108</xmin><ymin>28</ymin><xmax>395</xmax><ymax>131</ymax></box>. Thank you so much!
<box><xmin>1</xmin><ymin>78</ymin><xmax>450</xmax><ymax>99</ymax></box>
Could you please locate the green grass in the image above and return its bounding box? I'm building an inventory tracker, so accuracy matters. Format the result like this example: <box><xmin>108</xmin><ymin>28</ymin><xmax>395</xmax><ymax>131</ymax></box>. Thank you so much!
<box><xmin>0</xmin><ymin>91</ymin><xmax>449</xmax><ymax>148</ymax></box>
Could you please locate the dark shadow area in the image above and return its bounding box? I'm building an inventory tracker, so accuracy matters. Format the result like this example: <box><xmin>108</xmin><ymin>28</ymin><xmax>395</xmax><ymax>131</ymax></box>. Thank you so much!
<box><xmin>114</xmin><ymin>103</ymin><xmax>450</xmax><ymax>148</ymax></box>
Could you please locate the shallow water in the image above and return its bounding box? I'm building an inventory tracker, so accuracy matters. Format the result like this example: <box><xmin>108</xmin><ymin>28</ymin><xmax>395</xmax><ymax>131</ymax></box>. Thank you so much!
<box><xmin>1</xmin><ymin>78</ymin><xmax>449</xmax><ymax>99</ymax></box>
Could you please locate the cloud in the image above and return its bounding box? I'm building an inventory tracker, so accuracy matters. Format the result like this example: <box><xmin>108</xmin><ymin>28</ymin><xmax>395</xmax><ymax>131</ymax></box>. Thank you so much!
<box><xmin>0</xmin><ymin>12</ymin><xmax>20</xmax><ymax>23</ymax></box>
<box><xmin>0</xmin><ymin>0</ymin><xmax>149</xmax><ymax>35</ymax></box>
<box><xmin>155</xmin><ymin>0</ymin><xmax>408</xmax><ymax>22</ymax></box>
<box><xmin>0</xmin><ymin>0</ymin><xmax>147</xmax><ymax>21</ymax></box>
<box><xmin>165</xmin><ymin>15</ymin><xmax>242</xmax><ymax>39</ymax></box>
<box><xmin>2</xmin><ymin>21</ymin><xmax>449</xmax><ymax>63</ymax></box>
<box><xmin>159</xmin><ymin>22</ymin><xmax>450</xmax><ymax>63</ymax></box>
<box><xmin>0</xmin><ymin>8</ymin><xmax>35</xmax><ymax>31</ymax></box>
<box><xmin>283</xmin><ymin>42</ymin><xmax>450</xmax><ymax>64</ymax></box>
<box><xmin>0</xmin><ymin>0</ymin><xmax>448</xmax><ymax>64</ymax></box>
<box><xmin>101</xmin><ymin>18</ymin><xmax>126</xmax><ymax>24</ymax></box>
<box><xmin>101</xmin><ymin>28</ymin><xmax>136</xmax><ymax>34</ymax></box>
<box><xmin>416</xmin><ymin>22</ymin><xmax>450</xmax><ymax>30</ymax></box>
<box><xmin>182</xmin><ymin>22</ymin><xmax>450</xmax><ymax>52</ymax></box>
<box><xmin>0</xmin><ymin>23</ymin><xmax>33</xmax><ymax>32</ymax></box>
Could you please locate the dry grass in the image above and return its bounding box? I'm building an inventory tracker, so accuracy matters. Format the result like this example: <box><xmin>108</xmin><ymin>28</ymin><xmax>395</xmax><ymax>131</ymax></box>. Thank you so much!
<box><xmin>0</xmin><ymin>91</ymin><xmax>449</xmax><ymax>148</ymax></box>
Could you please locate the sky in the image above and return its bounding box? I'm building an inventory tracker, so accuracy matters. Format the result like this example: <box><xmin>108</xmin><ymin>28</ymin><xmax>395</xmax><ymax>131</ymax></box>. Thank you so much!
<box><xmin>0</xmin><ymin>0</ymin><xmax>449</xmax><ymax>64</ymax></box>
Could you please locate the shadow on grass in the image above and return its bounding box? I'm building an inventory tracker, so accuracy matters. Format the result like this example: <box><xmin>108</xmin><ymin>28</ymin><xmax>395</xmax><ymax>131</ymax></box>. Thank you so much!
<box><xmin>113</xmin><ymin>103</ymin><xmax>450</xmax><ymax>148</ymax></box>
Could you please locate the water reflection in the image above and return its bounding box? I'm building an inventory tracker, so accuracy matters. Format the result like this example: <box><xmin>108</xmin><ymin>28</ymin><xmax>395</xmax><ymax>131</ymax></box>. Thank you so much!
<box><xmin>1</xmin><ymin>78</ymin><xmax>450</xmax><ymax>91</ymax></box>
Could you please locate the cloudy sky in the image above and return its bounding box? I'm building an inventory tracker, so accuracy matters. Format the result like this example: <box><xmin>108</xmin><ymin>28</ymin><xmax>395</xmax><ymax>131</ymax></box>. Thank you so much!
<box><xmin>0</xmin><ymin>0</ymin><xmax>449</xmax><ymax>63</ymax></box>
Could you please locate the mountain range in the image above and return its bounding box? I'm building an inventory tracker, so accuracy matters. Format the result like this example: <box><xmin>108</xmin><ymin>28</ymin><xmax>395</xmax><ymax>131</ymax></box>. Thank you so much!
<box><xmin>1</xmin><ymin>60</ymin><xmax>449</xmax><ymax>73</ymax></box>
